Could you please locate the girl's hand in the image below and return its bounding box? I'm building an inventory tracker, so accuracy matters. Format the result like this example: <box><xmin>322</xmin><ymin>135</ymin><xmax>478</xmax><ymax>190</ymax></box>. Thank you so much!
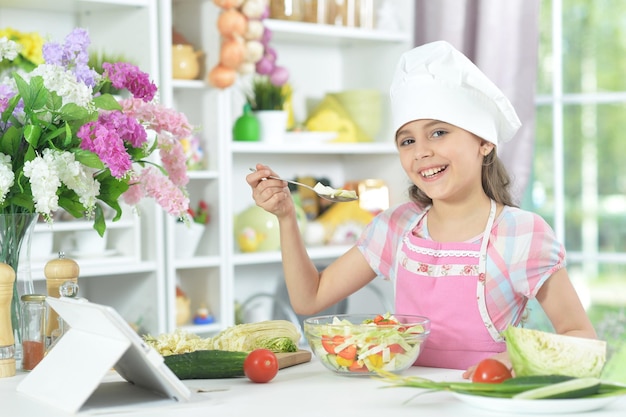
<box><xmin>246</xmin><ymin>163</ymin><xmax>295</xmax><ymax>219</ymax></box>
<box><xmin>462</xmin><ymin>351</ymin><xmax>512</xmax><ymax>380</ymax></box>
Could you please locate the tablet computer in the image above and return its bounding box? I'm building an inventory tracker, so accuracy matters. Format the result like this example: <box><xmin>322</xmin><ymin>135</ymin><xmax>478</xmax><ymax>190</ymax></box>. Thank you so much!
<box><xmin>17</xmin><ymin>297</ymin><xmax>191</xmax><ymax>413</ymax></box>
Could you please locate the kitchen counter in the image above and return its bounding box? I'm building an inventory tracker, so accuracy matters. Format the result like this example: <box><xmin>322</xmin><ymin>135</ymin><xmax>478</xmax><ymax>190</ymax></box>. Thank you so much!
<box><xmin>1</xmin><ymin>357</ymin><xmax>625</xmax><ymax>416</ymax></box>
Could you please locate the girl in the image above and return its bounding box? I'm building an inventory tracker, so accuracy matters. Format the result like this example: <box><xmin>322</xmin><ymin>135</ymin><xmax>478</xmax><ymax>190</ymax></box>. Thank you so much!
<box><xmin>246</xmin><ymin>41</ymin><xmax>597</xmax><ymax>377</ymax></box>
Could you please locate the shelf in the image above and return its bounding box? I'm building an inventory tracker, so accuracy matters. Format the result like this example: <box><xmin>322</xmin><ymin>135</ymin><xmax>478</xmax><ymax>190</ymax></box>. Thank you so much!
<box><xmin>233</xmin><ymin>244</ymin><xmax>351</xmax><ymax>266</ymax></box>
<box><xmin>31</xmin><ymin>258</ymin><xmax>155</xmax><ymax>279</ymax></box>
<box><xmin>174</xmin><ymin>255</ymin><xmax>222</xmax><ymax>269</ymax></box>
<box><xmin>231</xmin><ymin>141</ymin><xmax>397</xmax><ymax>155</ymax></box>
<box><xmin>187</xmin><ymin>170</ymin><xmax>219</xmax><ymax>180</ymax></box>
<box><xmin>172</xmin><ymin>79</ymin><xmax>209</xmax><ymax>90</ymax></box>
<box><xmin>265</xmin><ymin>19</ymin><xmax>411</xmax><ymax>45</ymax></box>
<box><xmin>6</xmin><ymin>0</ymin><xmax>150</xmax><ymax>12</ymax></box>
<box><xmin>34</xmin><ymin>219</ymin><xmax>134</xmax><ymax>232</ymax></box>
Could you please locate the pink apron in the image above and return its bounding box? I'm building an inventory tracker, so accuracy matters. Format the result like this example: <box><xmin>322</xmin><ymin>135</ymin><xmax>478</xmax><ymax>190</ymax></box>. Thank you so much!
<box><xmin>395</xmin><ymin>200</ymin><xmax>505</xmax><ymax>370</ymax></box>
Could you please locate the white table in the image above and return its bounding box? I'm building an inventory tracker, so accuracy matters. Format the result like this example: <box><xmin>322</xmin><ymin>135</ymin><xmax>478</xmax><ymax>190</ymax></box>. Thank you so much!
<box><xmin>1</xmin><ymin>358</ymin><xmax>625</xmax><ymax>416</ymax></box>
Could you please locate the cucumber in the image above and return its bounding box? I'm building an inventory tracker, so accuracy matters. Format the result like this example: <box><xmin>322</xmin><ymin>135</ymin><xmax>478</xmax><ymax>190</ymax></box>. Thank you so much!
<box><xmin>513</xmin><ymin>377</ymin><xmax>601</xmax><ymax>400</ymax></box>
<box><xmin>164</xmin><ymin>350</ymin><xmax>248</xmax><ymax>379</ymax></box>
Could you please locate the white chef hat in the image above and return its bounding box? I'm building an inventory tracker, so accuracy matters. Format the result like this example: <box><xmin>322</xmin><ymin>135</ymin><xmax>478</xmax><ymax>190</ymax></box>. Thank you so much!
<box><xmin>389</xmin><ymin>41</ymin><xmax>521</xmax><ymax>145</ymax></box>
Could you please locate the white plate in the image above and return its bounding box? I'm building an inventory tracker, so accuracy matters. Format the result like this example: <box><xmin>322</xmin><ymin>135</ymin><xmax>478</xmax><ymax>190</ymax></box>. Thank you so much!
<box><xmin>452</xmin><ymin>393</ymin><xmax>623</xmax><ymax>414</ymax></box>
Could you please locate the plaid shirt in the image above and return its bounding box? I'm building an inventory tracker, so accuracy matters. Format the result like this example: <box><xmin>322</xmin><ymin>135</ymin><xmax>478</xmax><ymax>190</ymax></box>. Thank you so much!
<box><xmin>356</xmin><ymin>202</ymin><xmax>565</xmax><ymax>331</ymax></box>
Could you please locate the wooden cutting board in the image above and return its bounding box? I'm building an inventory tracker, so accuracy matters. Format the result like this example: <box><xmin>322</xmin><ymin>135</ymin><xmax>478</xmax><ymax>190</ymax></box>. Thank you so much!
<box><xmin>276</xmin><ymin>350</ymin><xmax>312</xmax><ymax>369</ymax></box>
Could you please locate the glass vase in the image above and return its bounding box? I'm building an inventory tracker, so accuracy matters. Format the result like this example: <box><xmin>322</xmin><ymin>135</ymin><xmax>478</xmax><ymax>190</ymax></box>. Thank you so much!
<box><xmin>0</xmin><ymin>213</ymin><xmax>38</xmax><ymax>366</ymax></box>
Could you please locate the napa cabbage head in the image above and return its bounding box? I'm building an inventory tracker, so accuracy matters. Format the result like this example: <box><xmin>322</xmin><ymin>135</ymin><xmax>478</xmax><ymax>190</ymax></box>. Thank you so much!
<box><xmin>503</xmin><ymin>325</ymin><xmax>606</xmax><ymax>378</ymax></box>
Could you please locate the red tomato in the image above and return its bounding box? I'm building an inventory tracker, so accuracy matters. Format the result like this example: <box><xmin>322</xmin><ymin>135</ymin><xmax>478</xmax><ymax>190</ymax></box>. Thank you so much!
<box><xmin>337</xmin><ymin>343</ymin><xmax>357</xmax><ymax>360</ymax></box>
<box><xmin>471</xmin><ymin>359</ymin><xmax>513</xmax><ymax>384</ymax></box>
<box><xmin>388</xmin><ymin>343</ymin><xmax>405</xmax><ymax>354</ymax></box>
<box><xmin>321</xmin><ymin>335</ymin><xmax>345</xmax><ymax>354</ymax></box>
<box><xmin>244</xmin><ymin>349</ymin><xmax>279</xmax><ymax>383</ymax></box>
<box><xmin>348</xmin><ymin>360</ymin><xmax>368</xmax><ymax>372</ymax></box>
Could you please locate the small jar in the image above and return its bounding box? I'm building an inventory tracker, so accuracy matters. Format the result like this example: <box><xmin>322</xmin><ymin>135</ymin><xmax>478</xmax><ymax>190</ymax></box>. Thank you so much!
<box><xmin>20</xmin><ymin>294</ymin><xmax>47</xmax><ymax>371</ymax></box>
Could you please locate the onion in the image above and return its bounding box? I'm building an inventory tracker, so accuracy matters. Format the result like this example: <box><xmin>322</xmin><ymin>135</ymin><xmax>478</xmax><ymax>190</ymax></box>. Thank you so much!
<box><xmin>208</xmin><ymin>65</ymin><xmax>237</xmax><ymax>89</ymax></box>
<box><xmin>255</xmin><ymin>56</ymin><xmax>274</xmax><ymax>75</ymax></box>
<box><xmin>238</xmin><ymin>62</ymin><xmax>256</xmax><ymax>75</ymax></box>
<box><xmin>245</xmin><ymin>20</ymin><xmax>264</xmax><ymax>40</ymax></box>
<box><xmin>260</xmin><ymin>4</ymin><xmax>270</xmax><ymax>20</ymax></box>
<box><xmin>264</xmin><ymin>46</ymin><xmax>277</xmax><ymax>62</ymax></box>
<box><xmin>217</xmin><ymin>9</ymin><xmax>247</xmax><ymax>37</ymax></box>
<box><xmin>245</xmin><ymin>40</ymin><xmax>264</xmax><ymax>63</ymax></box>
<box><xmin>212</xmin><ymin>0</ymin><xmax>244</xmax><ymax>8</ymax></box>
<box><xmin>270</xmin><ymin>66</ymin><xmax>289</xmax><ymax>86</ymax></box>
<box><xmin>260</xmin><ymin>27</ymin><xmax>272</xmax><ymax>46</ymax></box>
<box><xmin>220</xmin><ymin>38</ymin><xmax>245</xmax><ymax>69</ymax></box>
<box><xmin>241</xmin><ymin>0</ymin><xmax>265</xmax><ymax>19</ymax></box>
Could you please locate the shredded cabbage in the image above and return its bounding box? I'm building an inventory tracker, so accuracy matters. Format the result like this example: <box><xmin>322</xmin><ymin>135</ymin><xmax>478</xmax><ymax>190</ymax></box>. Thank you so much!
<box><xmin>144</xmin><ymin>320</ymin><xmax>300</xmax><ymax>356</ymax></box>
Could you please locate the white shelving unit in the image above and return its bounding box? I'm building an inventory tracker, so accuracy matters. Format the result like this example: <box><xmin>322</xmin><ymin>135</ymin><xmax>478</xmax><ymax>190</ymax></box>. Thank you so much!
<box><xmin>158</xmin><ymin>0</ymin><xmax>415</xmax><ymax>333</ymax></box>
<box><xmin>3</xmin><ymin>0</ymin><xmax>167</xmax><ymax>335</ymax></box>
<box><xmin>5</xmin><ymin>0</ymin><xmax>415</xmax><ymax>336</ymax></box>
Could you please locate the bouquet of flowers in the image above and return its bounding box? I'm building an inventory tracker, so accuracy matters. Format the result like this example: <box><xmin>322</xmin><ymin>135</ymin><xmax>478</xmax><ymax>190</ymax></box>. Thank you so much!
<box><xmin>0</xmin><ymin>27</ymin><xmax>191</xmax><ymax>235</ymax></box>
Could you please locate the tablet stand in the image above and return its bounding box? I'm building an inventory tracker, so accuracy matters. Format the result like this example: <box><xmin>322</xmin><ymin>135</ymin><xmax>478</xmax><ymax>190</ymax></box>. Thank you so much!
<box><xmin>16</xmin><ymin>298</ymin><xmax>190</xmax><ymax>414</ymax></box>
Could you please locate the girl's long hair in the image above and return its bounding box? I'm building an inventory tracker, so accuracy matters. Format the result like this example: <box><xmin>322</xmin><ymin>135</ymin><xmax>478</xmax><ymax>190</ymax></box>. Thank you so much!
<box><xmin>408</xmin><ymin>151</ymin><xmax>517</xmax><ymax>208</ymax></box>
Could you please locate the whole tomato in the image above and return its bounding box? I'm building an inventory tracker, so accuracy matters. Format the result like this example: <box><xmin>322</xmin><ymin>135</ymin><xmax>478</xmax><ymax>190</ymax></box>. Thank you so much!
<box><xmin>471</xmin><ymin>358</ymin><xmax>513</xmax><ymax>383</ymax></box>
<box><xmin>244</xmin><ymin>349</ymin><xmax>279</xmax><ymax>383</ymax></box>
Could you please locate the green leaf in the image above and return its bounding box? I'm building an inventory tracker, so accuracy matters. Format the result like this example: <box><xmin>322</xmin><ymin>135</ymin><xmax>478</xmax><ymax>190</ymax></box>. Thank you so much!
<box><xmin>60</xmin><ymin>103</ymin><xmax>92</xmax><ymax>121</ymax></box>
<box><xmin>23</xmin><ymin>125</ymin><xmax>42</xmax><ymax>147</ymax></box>
<box><xmin>58</xmin><ymin>193</ymin><xmax>87</xmax><ymax>218</ymax></box>
<box><xmin>94</xmin><ymin>94</ymin><xmax>122</xmax><ymax>111</ymax></box>
<box><xmin>41</xmin><ymin>125</ymin><xmax>68</xmax><ymax>144</ymax></box>
<box><xmin>93</xmin><ymin>204</ymin><xmax>106</xmax><ymax>236</ymax></box>
<box><xmin>0</xmin><ymin>126</ymin><xmax>22</xmax><ymax>155</ymax></box>
<box><xmin>1</xmin><ymin>94</ymin><xmax>20</xmax><ymax>124</ymax></box>
<box><xmin>73</xmin><ymin>149</ymin><xmax>105</xmax><ymax>170</ymax></box>
<box><xmin>15</xmin><ymin>75</ymin><xmax>47</xmax><ymax>111</ymax></box>
<box><xmin>95</xmin><ymin>172</ymin><xmax>128</xmax><ymax>222</ymax></box>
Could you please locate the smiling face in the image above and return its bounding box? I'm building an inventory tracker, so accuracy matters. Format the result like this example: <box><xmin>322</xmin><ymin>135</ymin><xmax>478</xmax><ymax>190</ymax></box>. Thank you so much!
<box><xmin>396</xmin><ymin>119</ymin><xmax>495</xmax><ymax>204</ymax></box>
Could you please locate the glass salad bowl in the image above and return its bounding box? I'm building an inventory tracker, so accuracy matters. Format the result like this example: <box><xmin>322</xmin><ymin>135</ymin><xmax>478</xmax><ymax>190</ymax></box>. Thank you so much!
<box><xmin>303</xmin><ymin>313</ymin><xmax>430</xmax><ymax>376</ymax></box>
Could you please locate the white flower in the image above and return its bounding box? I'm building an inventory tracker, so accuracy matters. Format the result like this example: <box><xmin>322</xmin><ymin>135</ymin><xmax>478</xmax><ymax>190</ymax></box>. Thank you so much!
<box><xmin>26</xmin><ymin>64</ymin><xmax>95</xmax><ymax>110</ymax></box>
<box><xmin>23</xmin><ymin>149</ymin><xmax>100</xmax><ymax>220</ymax></box>
<box><xmin>23</xmin><ymin>149</ymin><xmax>62</xmax><ymax>218</ymax></box>
<box><xmin>54</xmin><ymin>151</ymin><xmax>100</xmax><ymax>217</ymax></box>
<box><xmin>0</xmin><ymin>37</ymin><xmax>20</xmax><ymax>61</ymax></box>
<box><xmin>0</xmin><ymin>153</ymin><xmax>15</xmax><ymax>204</ymax></box>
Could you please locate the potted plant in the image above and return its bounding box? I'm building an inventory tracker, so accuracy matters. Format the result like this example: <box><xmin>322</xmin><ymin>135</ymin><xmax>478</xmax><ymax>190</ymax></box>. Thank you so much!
<box><xmin>174</xmin><ymin>200</ymin><xmax>209</xmax><ymax>259</ymax></box>
<box><xmin>244</xmin><ymin>76</ymin><xmax>289</xmax><ymax>143</ymax></box>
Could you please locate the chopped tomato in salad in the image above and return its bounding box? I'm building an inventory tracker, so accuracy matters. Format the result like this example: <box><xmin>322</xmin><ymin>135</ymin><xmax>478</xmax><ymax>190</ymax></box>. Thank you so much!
<box><xmin>309</xmin><ymin>313</ymin><xmax>427</xmax><ymax>374</ymax></box>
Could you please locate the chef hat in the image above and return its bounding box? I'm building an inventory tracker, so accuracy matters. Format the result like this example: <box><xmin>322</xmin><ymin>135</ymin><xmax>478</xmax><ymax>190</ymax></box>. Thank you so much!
<box><xmin>389</xmin><ymin>41</ymin><xmax>521</xmax><ymax>145</ymax></box>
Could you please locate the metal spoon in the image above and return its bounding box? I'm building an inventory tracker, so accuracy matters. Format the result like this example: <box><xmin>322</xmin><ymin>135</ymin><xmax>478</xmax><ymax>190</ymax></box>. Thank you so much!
<box><xmin>249</xmin><ymin>168</ymin><xmax>358</xmax><ymax>203</ymax></box>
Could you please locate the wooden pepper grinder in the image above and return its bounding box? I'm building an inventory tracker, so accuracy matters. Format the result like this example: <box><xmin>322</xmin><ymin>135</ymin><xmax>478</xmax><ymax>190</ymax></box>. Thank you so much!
<box><xmin>45</xmin><ymin>253</ymin><xmax>79</xmax><ymax>340</ymax></box>
<box><xmin>0</xmin><ymin>263</ymin><xmax>16</xmax><ymax>378</ymax></box>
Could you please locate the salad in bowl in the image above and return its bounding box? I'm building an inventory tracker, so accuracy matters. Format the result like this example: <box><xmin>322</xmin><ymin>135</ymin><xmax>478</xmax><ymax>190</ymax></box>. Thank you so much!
<box><xmin>303</xmin><ymin>313</ymin><xmax>430</xmax><ymax>375</ymax></box>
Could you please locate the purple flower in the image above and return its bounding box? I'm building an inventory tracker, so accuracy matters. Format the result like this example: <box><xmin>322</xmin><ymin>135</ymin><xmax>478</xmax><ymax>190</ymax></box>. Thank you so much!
<box><xmin>77</xmin><ymin>111</ymin><xmax>148</xmax><ymax>178</ymax></box>
<box><xmin>103</xmin><ymin>62</ymin><xmax>157</xmax><ymax>102</ymax></box>
<box><xmin>42</xmin><ymin>28</ymin><xmax>97</xmax><ymax>87</ymax></box>
<box><xmin>42</xmin><ymin>43</ymin><xmax>63</xmax><ymax>66</ymax></box>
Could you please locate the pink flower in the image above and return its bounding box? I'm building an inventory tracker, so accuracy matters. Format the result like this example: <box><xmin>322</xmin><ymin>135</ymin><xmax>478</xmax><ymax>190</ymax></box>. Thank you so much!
<box><xmin>126</xmin><ymin>166</ymin><xmax>189</xmax><ymax>217</ymax></box>
<box><xmin>102</xmin><ymin>62</ymin><xmax>157</xmax><ymax>101</ymax></box>
<box><xmin>158</xmin><ymin>135</ymin><xmax>189</xmax><ymax>187</ymax></box>
<box><xmin>77</xmin><ymin>111</ymin><xmax>147</xmax><ymax>178</ymax></box>
<box><xmin>120</xmin><ymin>98</ymin><xmax>193</xmax><ymax>139</ymax></box>
<box><xmin>121</xmin><ymin>175</ymin><xmax>144</xmax><ymax>206</ymax></box>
